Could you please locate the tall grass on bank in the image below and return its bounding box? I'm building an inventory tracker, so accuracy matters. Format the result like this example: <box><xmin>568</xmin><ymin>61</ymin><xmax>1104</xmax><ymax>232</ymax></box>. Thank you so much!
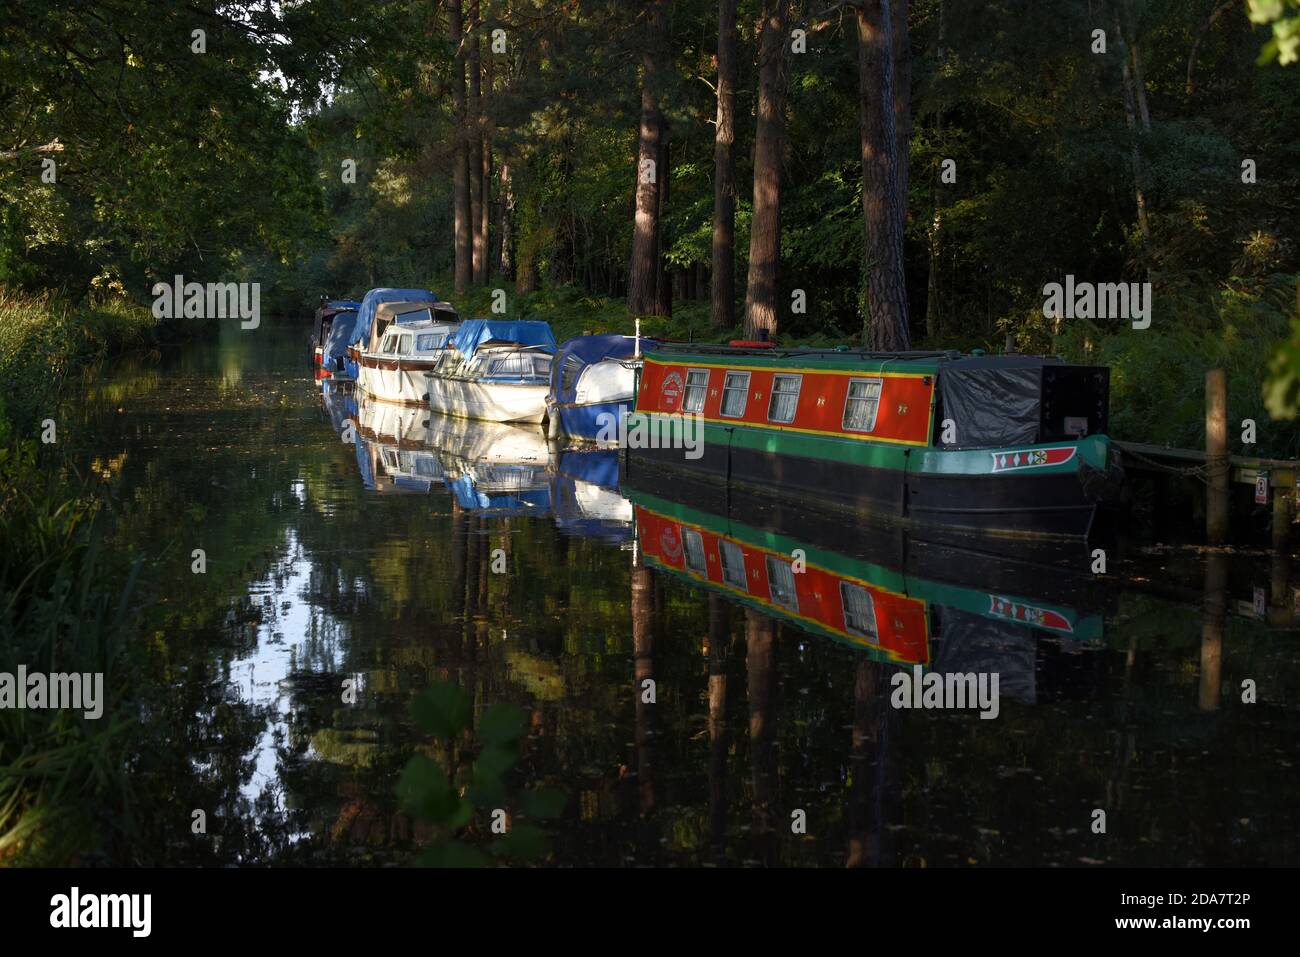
<box><xmin>0</xmin><ymin>289</ymin><xmax>159</xmax><ymax>864</ymax></box>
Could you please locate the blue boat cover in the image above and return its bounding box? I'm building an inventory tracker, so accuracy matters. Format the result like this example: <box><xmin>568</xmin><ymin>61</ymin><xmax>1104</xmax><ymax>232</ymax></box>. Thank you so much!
<box><xmin>321</xmin><ymin>310</ymin><xmax>361</xmax><ymax>362</ymax></box>
<box><xmin>450</xmin><ymin>319</ymin><xmax>557</xmax><ymax>357</ymax></box>
<box><xmin>326</xmin><ymin>299</ymin><xmax>362</xmax><ymax>311</ymax></box>
<box><xmin>446</xmin><ymin>476</ymin><xmax>551</xmax><ymax>514</ymax></box>
<box><xmin>350</xmin><ymin>288</ymin><xmax>439</xmax><ymax>350</ymax></box>
<box><xmin>550</xmin><ymin>334</ymin><xmax>653</xmax><ymax>404</ymax></box>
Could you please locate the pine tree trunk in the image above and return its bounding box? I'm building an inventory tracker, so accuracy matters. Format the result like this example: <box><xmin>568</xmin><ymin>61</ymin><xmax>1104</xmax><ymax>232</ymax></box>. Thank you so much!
<box><xmin>468</xmin><ymin>2</ymin><xmax>485</xmax><ymax>284</ymax></box>
<box><xmin>711</xmin><ymin>0</ymin><xmax>738</xmax><ymax>329</ymax></box>
<box><xmin>481</xmin><ymin>56</ymin><xmax>493</xmax><ymax>281</ymax></box>
<box><xmin>628</xmin><ymin>0</ymin><xmax>671</xmax><ymax>316</ymax></box>
<box><xmin>857</xmin><ymin>0</ymin><xmax>911</xmax><ymax>350</ymax></box>
<box><xmin>742</xmin><ymin>0</ymin><xmax>790</xmax><ymax>341</ymax></box>
<box><xmin>449</xmin><ymin>0</ymin><xmax>471</xmax><ymax>296</ymax></box>
<box><xmin>892</xmin><ymin>0</ymin><xmax>911</xmax><ymax>210</ymax></box>
<box><xmin>655</xmin><ymin>129</ymin><xmax>672</xmax><ymax>316</ymax></box>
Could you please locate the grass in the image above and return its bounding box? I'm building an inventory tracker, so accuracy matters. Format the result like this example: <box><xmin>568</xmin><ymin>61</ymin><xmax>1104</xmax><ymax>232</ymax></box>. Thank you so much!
<box><xmin>0</xmin><ymin>288</ymin><xmax>170</xmax><ymax>864</ymax></box>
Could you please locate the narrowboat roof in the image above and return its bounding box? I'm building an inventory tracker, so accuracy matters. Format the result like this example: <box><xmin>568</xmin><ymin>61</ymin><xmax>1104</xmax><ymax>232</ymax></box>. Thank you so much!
<box><xmin>450</xmin><ymin>319</ymin><xmax>558</xmax><ymax>357</ymax></box>
<box><xmin>643</xmin><ymin>342</ymin><xmax>1068</xmax><ymax>375</ymax></box>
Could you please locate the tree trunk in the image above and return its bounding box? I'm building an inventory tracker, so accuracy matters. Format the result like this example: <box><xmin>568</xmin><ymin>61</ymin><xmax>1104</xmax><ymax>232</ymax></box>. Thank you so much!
<box><xmin>742</xmin><ymin>0</ymin><xmax>790</xmax><ymax>341</ymax></box>
<box><xmin>468</xmin><ymin>2</ymin><xmax>485</xmax><ymax>284</ymax></box>
<box><xmin>628</xmin><ymin>0</ymin><xmax>671</xmax><ymax>316</ymax></box>
<box><xmin>632</xmin><ymin>564</ymin><xmax>657</xmax><ymax>817</ymax></box>
<box><xmin>857</xmin><ymin>0</ymin><xmax>911</xmax><ymax>350</ymax></box>
<box><xmin>892</xmin><ymin>0</ymin><xmax>911</xmax><ymax>209</ymax></box>
<box><xmin>498</xmin><ymin>157</ymin><xmax>514</xmax><ymax>279</ymax></box>
<box><xmin>481</xmin><ymin>55</ymin><xmax>493</xmax><ymax>281</ymax></box>
<box><xmin>449</xmin><ymin>0</ymin><xmax>472</xmax><ymax>296</ymax></box>
<box><xmin>655</xmin><ymin>130</ymin><xmax>673</xmax><ymax>316</ymax></box>
<box><xmin>924</xmin><ymin>0</ymin><xmax>944</xmax><ymax>341</ymax></box>
<box><xmin>745</xmin><ymin>611</ymin><xmax>777</xmax><ymax>866</ymax></box>
<box><xmin>711</xmin><ymin>0</ymin><xmax>739</xmax><ymax>329</ymax></box>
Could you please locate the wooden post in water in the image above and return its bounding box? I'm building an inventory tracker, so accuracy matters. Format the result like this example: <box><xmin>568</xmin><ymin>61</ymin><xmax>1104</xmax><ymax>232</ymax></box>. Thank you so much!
<box><xmin>1205</xmin><ymin>369</ymin><xmax>1229</xmax><ymax>545</ymax></box>
<box><xmin>1199</xmin><ymin>553</ymin><xmax>1227</xmax><ymax>711</ymax></box>
<box><xmin>1272</xmin><ymin>486</ymin><xmax>1291</xmax><ymax>553</ymax></box>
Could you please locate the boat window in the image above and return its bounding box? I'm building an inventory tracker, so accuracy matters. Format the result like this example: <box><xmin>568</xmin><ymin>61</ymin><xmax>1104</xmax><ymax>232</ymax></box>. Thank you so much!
<box><xmin>840</xmin><ymin>582</ymin><xmax>879</xmax><ymax>642</ymax></box>
<box><xmin>683</xmin><ymin>369</ymin><xmax>710</xmax><ymax>412</ymax></box>
<box><xmin>382</xmin><ymin>449</ymin><xmax>400</xmax><ymax>471</ymax></box>
<box><xmin>720</xmin><ymin>371</ymin><xmax>750</xmax><ymax>418</ymax></box>
<box><xmin>396</xmin><ymin>307</ymin><xmax>433</xmax><ymax>324</ymax></box>
<box><xmin>416</xmin><ymin>333</ymin><xmax>446</xmax><ymax>351</ymax></box>
<box><xmin>487</xmin><ymin>354</ymin><xmax>526</xmax><ymax>377</ymax></box>
<box><xmin>766</xmin><ymin>557</ymin><xmax>799</xmax><ymax>612</ymax></box>
<box><xmin>561</xmin><ymin>354</ymin><xmax>585</xmax><ymax>393</ymax></box>
<box><xmin>842</xmin><ymin>377</ymin><xmax>883</xmax><ymax>432</ymax></box>
<box><xmin>413</xmin><ymin>455</ymin><xmax>441</xmax><ymax>478</ymax></box>
<box><xmin>382</xmin><ymin>335</ymin><xmax>398</xmax><ymax>355</ymax></box>
<box><xmin>397</xmin><ymin>335</ymin><xmax>412</xmax><ymax>356</ymax></box>
<box><xmin>683</xmin><ymin>529</ymin><xmax>707</xmax><ymax>574</ymax></box>
<box><xmin>767</xmin><ymin>374</ymin><xmax>802</xmax><ymax>424</ymax></box>
<box><xmin>436</xmin><ymin>351</ymin><xmax>462</xmax><ymax>373</ymax></box>
<box><xmin>531</xmin><ymin>354</ymin><xmax>552</xmax><ymax>378</ymax></box>
<box><xmin>719</xmin><ymin>540</ymin><xmax>747</xmax><ymax>591</ymax></box>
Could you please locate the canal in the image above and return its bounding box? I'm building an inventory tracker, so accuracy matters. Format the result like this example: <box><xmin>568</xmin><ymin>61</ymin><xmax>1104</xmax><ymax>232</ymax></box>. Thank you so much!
<box><xmin>63</xmin><ymin>319</ymin><xmax>1300</xmax><ymax>866</ymax></box>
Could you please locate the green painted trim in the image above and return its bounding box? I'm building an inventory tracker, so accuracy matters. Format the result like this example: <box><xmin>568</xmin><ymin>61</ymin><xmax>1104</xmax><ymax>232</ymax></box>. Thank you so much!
<box><xmin>643</xmin><ymin>350</ymin><xmax>942</xmax><ymax>375</ymax></box>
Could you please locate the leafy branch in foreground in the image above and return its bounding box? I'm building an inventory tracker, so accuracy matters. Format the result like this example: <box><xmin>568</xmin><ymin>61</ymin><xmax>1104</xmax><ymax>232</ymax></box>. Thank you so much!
<box><xmin>397</xmin><ymin>681</ymin><xmax>565</xmax><ymax>867</ymax></box>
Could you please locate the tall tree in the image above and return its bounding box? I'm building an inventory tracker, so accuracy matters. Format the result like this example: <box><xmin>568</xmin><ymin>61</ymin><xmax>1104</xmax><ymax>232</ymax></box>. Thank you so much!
<box><xmin>857</xmin><ymin>0</ymin><xmax>910</xmax><ymax>350</ymax></box>
<box><xmin>742</xmin><ymin>0</ymin><xmax>791</xmax><ymax>341</ymax></box>
<box><xmin>449</xmin><ymin>0</ymin><xmax>472</xmax><ymax>295</ymax></box>
<box><xmin>711</xmin><ymin>0</ymin><xmax>739</xmax><ymax>329</ymax></box>
<box><xmin>627</xmin><ymin>0</ymin><xmax>672</xmax><ymax>316</ymax></box>
<box><xmin>482</xmin><ymin>48</ymin><xmax>494</xmax><ymax>281</ymax></box>
<box><xmin>468</xmin><ymin>1</ymin><xmax>487</xmax><ymax>284</ymax></box>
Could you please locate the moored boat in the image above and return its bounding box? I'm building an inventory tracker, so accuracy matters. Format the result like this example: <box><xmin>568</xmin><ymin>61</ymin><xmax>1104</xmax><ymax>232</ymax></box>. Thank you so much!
<box><xmin>624</xmin><ymin>344</ymin><xmax>1124</xmax><ymax>542</ymax></box>
<box><xmin>426</xmin><ymin>319</ymin><xmax>557</xmax><ymax>424</ymax></box>
<box><xmin>355</xmin><ymin>300</ymin><xmax>460</xmax><ymax>406</ymax></box>
<box><xmin>547</xmin><ymin>334</ymin><xmax>655</xmax><ymax>443</ymax></box>
<box><xmin>312</xmin><ymin>298</ymin><xmax>361</xmax><ymax>371</ymax></box>
<box><xmin>339</xmin><ymin>288</ymin><xmax>446</xmax><ymax>380</ymax></box>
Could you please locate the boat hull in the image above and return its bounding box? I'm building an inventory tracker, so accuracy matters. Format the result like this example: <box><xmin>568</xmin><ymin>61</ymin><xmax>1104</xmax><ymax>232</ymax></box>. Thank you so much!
<box><xmin>356</xmin><ymin>355</ymin><xmax>437</xmax><ymax>406</ymax></box>
<box><xmin>622</xmin><ymin>415</ymin><xmax>1120</xmax><ymax>543</ymax></box>
<box><xmin>555</xmin><ymin>400</ymin><xmax>629</xmax><ymax>444</ymax></box>
<box><xmin>427</xmin><ymin>374</ymin><xmax>549</xmax><ymax>424</ymax></box>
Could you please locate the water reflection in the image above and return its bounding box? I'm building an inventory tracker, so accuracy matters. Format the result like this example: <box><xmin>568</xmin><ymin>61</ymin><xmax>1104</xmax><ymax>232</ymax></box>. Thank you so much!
<box><xmin>63</xmin><ymin>322</ymin><xmax>1300</xmax><ymax>866</ymax></box>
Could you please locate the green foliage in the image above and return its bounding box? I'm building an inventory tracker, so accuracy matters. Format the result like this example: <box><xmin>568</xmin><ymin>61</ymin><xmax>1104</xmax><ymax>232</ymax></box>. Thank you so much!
<box><xmin>1250</xmin><ymin>0</ymin><xmax>1300</xmax><ymax>65</ymax></box>
<box><xmin>398</xmin><ymin>681</ymin><xmax>566</xmax><ymax>867</ymax></box>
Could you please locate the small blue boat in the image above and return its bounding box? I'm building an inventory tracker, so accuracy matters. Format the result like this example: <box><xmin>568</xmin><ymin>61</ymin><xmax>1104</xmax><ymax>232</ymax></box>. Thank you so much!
<box><xmin>548</xmin><ymin>334</ymin><xmax>655</xmax><ymax>443</ymax></box>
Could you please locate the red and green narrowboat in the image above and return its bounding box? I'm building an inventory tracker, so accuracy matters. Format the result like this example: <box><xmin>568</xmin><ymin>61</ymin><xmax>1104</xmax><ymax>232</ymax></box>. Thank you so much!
<box><xmin>628</xmin><ymin>483</ymin><xmax>1110</xmax><ymax>673</ymax></box>
<box><xmin>623</xmin><ymin>344</ymin><xmax>1123</xmax><ymax>542</ymax></box>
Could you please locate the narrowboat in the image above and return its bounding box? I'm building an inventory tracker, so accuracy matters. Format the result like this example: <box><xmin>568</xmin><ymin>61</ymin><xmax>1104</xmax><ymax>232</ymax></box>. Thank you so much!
<box><xmin>426</xmin><ymin>319</ymin><xmax>558</xmax><ymax>424</ymax></box>
<box><xmin>312</xmin><ymin>299</ymin><xmax>361</xmax><ymax>371</ymax></box>
<box><xmin>355</xmin><ymin>302</ymin><xmax>460</xmax><ymax>406</ymax></box>
<box><xmin>628</xmin><ymin>480</ymin><xmax>1111</xmax><ymax>678</ymax></box>
<box><xmin>340</xmin><ymin>288</ymin><xmax>446</xmax><ymax>380</ymax></box>
<box><xmin>320</xmin><ymin>309</ymin><xmax>362</xmax><ymax>376</ymax></box>
<box><xmin>547</xmin><ymin>334</ymin><xmax>656</xmax><ymax>444</ymax></box>
<box><xmin>624</xmin><ymin>344</ymin><xmax>1123</xmax><ymax>543</ymax></box>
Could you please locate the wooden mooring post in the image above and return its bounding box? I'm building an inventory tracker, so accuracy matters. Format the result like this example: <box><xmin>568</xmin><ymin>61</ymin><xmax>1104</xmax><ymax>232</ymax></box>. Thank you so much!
<box><xmin>1205</xmin><ymin>369</ymin><xmax>1229</xmax><ymax>545</ymax></box>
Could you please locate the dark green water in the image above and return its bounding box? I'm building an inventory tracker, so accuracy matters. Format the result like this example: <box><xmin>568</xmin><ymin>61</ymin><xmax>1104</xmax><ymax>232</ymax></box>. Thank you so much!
<box><xmin>65</xmin><ymin>320</ymin><xmax>1300</xmax><ymax>866</ymax></box>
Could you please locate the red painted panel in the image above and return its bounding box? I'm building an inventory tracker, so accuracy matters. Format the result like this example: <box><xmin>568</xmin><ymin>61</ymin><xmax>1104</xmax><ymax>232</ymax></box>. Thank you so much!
<box><xmin>638</xmin><ymin>359</ymin><xmax>933</xmax><ymax>445</ymax></box>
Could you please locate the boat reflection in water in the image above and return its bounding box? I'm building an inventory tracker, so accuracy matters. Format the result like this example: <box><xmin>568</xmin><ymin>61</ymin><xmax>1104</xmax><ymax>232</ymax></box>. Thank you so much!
<box><xmin>625</xmin><ymin>468</ymin><xmax>1114</xmax><ymax>699</ymax></box>
<box><xmin>338</xmin><ymin>386</ymin><xmax>631</xmax><ymax>531</ymax></box>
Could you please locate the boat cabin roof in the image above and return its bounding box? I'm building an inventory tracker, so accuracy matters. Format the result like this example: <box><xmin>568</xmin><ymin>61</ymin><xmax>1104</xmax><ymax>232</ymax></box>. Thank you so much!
<box><xmin>643</xmin><ymin>343</ymin><xmax>1067</xmax><ymax>377</ymax></box>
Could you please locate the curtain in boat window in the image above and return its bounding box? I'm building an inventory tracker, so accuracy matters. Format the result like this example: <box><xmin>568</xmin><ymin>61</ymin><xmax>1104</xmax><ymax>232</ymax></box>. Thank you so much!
<box><xmin>416</xmin><ymin>333</ymin><xmax>447</xmax><ymax>351</ymax></box>
<box><xmin>683</xmin><ymin>369</ymin><xmax>710</xmax><ymax>412</ymax></box>
<box><xmin>767</xmin><ymin>374</ymin><xmax>801</xmax><ymax>423</ymax></box>
<box><xmin>842</xmin><ymin>378</ymin><xmax>883</xmax><ymax>432</ymax></box>
<box><xmin>840</xmin><ymin>582</ymin><xmax>878</xmax><ymax>641</ymax></box>
<box><xmin>766</xmin><ymin>556</ymin><xmax>798</xmax><ymax>611</ymax></box>
<box><xmin>720</xmin><ymin>371</ymin><xmax>750</xmax><ymax>417</ymax></box>
<box><xmin>719</xmin><ymin>540</ymin><xmax>747</xmax><ymax>590</ymax></box>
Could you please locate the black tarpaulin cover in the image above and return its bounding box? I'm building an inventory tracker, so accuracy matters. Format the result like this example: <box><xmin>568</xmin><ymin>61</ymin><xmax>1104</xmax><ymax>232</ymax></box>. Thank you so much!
<box><xmin>932</xmin><ymin>607</ymin><xmax>1036</xmax><ymax>705</ymax></box>
<box><xmin>938</xmin><ymin>355</ymin><xmax>1060</xmax><ymax>448</ymax></box>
